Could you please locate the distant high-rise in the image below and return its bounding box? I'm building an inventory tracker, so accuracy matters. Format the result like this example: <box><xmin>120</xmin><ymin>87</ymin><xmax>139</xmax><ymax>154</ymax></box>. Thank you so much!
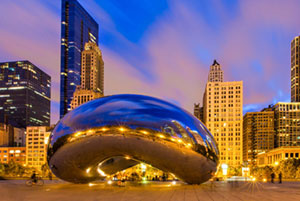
<box><xmin>0</xmin><ymin>61</ymin><xmax>51</xmax><ymax>128</ymax></box>
<box><xmin>193</xmin><ymin>103</ymin><xmax>204</xmax><ymax>122</ymax></box>
<box><xmin>208</xmin><ymin>60</ymin><xmax>223</xmax><ymax>82</ymax></box>
<box><xmin>291</xmin><ymin>36</ymin><xmax>300</xmax><ymax>102</ymax></box>
<box><xmin>60</xmin><ymin>0</ymin><xmax>99</xmax><ymax>118</ymax></box>
<box><xmin>70</xmin><ymin>42</ymin><xmax>104</xmax><ymax>110</ymax></box>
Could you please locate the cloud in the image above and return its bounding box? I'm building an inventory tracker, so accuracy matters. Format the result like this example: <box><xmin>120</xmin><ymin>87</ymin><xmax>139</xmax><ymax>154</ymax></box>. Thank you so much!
<box><xmin>1</xmin><ymin>0</ymin><xmax>300</xmax><ymax>124</ymax></box>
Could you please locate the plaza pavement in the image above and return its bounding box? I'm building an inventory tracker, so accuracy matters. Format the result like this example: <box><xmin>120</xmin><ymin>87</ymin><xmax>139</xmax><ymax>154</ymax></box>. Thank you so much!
<box><xmin>1</xmin><ymin>180</ymin><xmax>300</xmax><ymax>201</ymax></box>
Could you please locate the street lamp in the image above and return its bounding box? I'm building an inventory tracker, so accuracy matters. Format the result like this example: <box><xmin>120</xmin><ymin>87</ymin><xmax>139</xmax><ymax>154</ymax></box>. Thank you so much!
<box><xmin>221</xmin><ymin>163</ymin><xmax>228</xmax><ymax>178</ymax></box>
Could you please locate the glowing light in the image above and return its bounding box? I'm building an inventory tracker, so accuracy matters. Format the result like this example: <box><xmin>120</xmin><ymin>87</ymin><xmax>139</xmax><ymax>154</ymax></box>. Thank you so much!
<box><xmin>86</xmin><ymin>167</ymin><xmax>91</xmax><ymax>174</ymax></box>
<box><xmin>221</xmin><ymin>163</ymin><xmax>228</xmax><ymax>176</ymax></box>
<box><xmin>177</xmin><ymin>139</ymin><xmax>183</xmax><ymax>143</ymax></box>
<box><xmin>125</xmin><ymin>156</ymin><xmax>131</xmax><ymax>160</ymax></box>
<box><xmin>88</xmin><ymin>183</ymin><xmax>95</xmax><ymax>187</ymax></box>
<box><xmin>172</xmin><ymin>181</ymin><xmax>176</xmax><ymax>185</ymax></box>
<box><xmin>140</xmin><ymin>130</ymin><xmax>148</xmax><ymax>135</ymax></box>
<box><xmin>101</xmin><ymin>127</ymin><xmax>108</xmax><ymax>132</ymax></box>
<box><xmin>74</xmin><ymin>132</ymin><xmax>82</xmax><ymax>137</ymax></box>
<box><xmin>274</xmin><ymin>161</ymin><xmax>279</xmax><ymax>166</ymax></box>
<box><xmin>107</xmin><ymin>180</ymin><xmax>112</xmax><ymax>185</ymax></box>
<box><xmin>170</xmin><ymin>138</ymin><xmax>176</xmax><ymax>142</ymax></box>
<box><xmin>141</xmin><ymin>163</ymin><xmax>146</xmax><ymax>171</ymax></box>
<box><xmin>263</xmin><ymin>178</ymin><xmax>267</xmax><ymax>182</ymax></box>
<box><xmin>186</xmin><ymin>143</ymin><xmax>192</xmax><ymax>148</ymax></box>
<box><xmin>252</xmin><ymin>177</ymin><xmax>256</xmax><ymax>182</ymax></box>
<box><xmin>119</xmin><ymin>127</ymin><xmax>126</xmax><ymax>132</ymax></box>
<box><xmin>142</xmin><ymin>177</ymin><xmax>146</xmax><ymax>181</ymax></box>
<box><xmin>158</xmin><ymin>134</ymin><xmax>165</xmax><ymax>139</ymax></box>
<box><xmin>97</xmin><ymin>167</ymin><xmax>106</xmax><ymax>176</ymax></box>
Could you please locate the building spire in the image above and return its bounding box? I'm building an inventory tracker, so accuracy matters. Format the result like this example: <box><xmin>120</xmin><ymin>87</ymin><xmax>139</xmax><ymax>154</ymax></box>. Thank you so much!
<box><xmin>208</xmin><ymin>59</ymin><xmax>223</xmax><ymax>82</ymax></box>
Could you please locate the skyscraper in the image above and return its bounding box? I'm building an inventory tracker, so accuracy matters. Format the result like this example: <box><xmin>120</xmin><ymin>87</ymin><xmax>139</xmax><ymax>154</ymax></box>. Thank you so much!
<box><xmin>60</xmin><ymin>0</ymin><xmax>99</xmax><ymax>118</ymax></box>
<box><xmin>81</xmin><ymin>42</ymin><xmax>104</xmax><ymax>94</ymax></box>
<box><xmin>0</xmin><ymin>61</ymin><xmax>51</xmax><ymax>128</ymax></box>
<box><xmin>70</xmin><ymin>42</ymin><xmax>104</xmax><ymax>110</ymax></box>
<box><xmin>203</xmin><ymin>61</ymin><xmax>243</xmax><ymax>167</ymax></box>
<box><xmin>208</xmin><ymin>60</ymin><xmax>223</xmax><ymax>82</ymax></box>
<box><xmin>291</xmin><ymin>36</ymin><xmax>300</xmax><ymax>102</ymax></box>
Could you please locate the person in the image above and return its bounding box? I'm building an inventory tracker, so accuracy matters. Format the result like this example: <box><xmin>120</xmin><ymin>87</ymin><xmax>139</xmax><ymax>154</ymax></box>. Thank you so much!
<box><xmin>31</xmin><ymin>171</ymin><xmax>37</xmax><ymax>183</ymax></box>
<box><xmin>271</xmin><ymin>172</ymin><xmax>275</xmax><ymax>183</ymax></box>
<box><xmin>279</xmin><ymin>172</ymin><xmax>282</xmax><ymax>184</ymax></box>
<box><xmin>48</xmin><ymin>172</ymin><xmax>52</xmax><ymax>181</ymax></box>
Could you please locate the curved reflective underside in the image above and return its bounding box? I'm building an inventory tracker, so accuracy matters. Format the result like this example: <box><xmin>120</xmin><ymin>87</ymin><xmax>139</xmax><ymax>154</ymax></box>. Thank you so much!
<box><xmin>48</xmin><ymin>94</ymin><xmax>219</xmax><ymax>184</ymax></box>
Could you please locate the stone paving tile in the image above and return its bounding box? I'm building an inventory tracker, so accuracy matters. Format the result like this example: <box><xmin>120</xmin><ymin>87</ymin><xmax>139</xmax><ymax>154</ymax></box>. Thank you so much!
<box><xmin>1</xmin><ymin>180</ymin><xmax>300</xmax><ymax>201</ymax></box>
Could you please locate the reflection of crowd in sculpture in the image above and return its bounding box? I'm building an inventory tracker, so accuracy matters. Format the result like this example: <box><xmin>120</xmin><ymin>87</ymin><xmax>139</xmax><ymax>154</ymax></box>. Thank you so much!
<box><xmin>110</xmin><ymin>164</ymin><xmax>175</xmax><ymax>182</ymax></box>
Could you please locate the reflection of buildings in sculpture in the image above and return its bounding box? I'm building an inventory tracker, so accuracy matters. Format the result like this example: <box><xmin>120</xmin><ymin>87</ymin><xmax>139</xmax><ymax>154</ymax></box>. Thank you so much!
<box><xmin>291</xmin><ymin>36</ymin><xmax>300</xmax><ymax>102</ymax></box>
<box><xmin>257</xmin><ymin>146</ymin><xmax>300</xmax><ymax>167</ymax></box>
<box><xmin>0</xmin><ymin>123</ymin><xmax>25</xmax><ymax>147</ymax></box>
<box><xmin>203</xmin><ymin>60</ymin><xmax>243</xmax><ymax>167</ymax></box>
<box><xmin>243</xmin><ymin>109</ymin><xmax>275</xmax><ymax>165</ymax></box>
<box><xmin>171</xmin><ymin>120</ymin><xmax>194</xmax><ymax>144</ymax></box>
<box><xmin>70</xmin><ymin>42</ymin><xmax>104</xmax><ymax>110</ymax></box>
<box><xmin>48</xmin><ymin>94</ymin><xmax>219</xmax><ymax>185</ymax></box>
<box><xmin>0</xmin><ymin>147</ymin><xmax>26</xmax><ymax>165</ymax></box>
<box><xmin>26</xmin><ymin>126</ymin><xmax>51</xmax><ymax>170</ymax></box>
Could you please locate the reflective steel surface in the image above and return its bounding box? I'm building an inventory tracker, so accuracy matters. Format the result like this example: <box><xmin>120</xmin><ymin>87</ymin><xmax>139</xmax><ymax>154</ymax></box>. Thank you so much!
<box><xmin>48</xmin><ymin>94</ymin><xmax>219</xmax><ymax>184</ymax></box>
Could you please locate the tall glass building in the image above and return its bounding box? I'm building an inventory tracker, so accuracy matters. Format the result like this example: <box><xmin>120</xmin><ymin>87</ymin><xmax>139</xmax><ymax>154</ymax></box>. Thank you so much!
<box><xmin>0</xmin><ymin>61</ymin><xmax>51</xmax><ymax>128</ymax></box>
<box><xmin>60</xmin><ymin>0</ymin><xmax>99</xmax><ymax>118</ymax></box>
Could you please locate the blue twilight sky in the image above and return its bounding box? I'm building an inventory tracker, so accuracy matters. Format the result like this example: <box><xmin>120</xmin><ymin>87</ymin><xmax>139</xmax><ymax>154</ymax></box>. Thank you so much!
<box><xmin>0</xmin><ymin>0</ymin><xmax>300</xmax><ymax>124</ymax></box>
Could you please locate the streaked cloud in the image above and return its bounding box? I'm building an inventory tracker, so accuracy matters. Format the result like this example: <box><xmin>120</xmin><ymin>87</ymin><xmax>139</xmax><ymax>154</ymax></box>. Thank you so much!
<box><xmin>0</xmin><ymin>0</ymin><xmax>300</xmax><ymax>123</ymax></box>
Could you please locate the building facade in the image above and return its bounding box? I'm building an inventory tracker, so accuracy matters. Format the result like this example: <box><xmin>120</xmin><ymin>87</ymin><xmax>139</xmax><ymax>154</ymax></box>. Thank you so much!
<box><xmin>0</xmin><ymin>123</ymin><xmax>25</xmax><ymax>147</ymax></box>
<box><xmin>203</xmin><ymin>81</ymin><xmax>243</xmax><ymax>167</ymax></box>
<box><xmin>0</xmin><ymin>147</ymin><xmax>26</xmax><ymax>165</ymax></box>
<box><xmin>60</xmin><ymin>0</ymin><xmax>99</xmax><ymax>118</ymax></box>
<box><xmin>71</xmin><ymin>87</ymin><xmax>103</xmax><ymax>109</ymax></box>
<box><xmin>257</xmin><ymin>147</ymin><xmax>300</xmax><ymax>167</ymax></box>
<box><xmin>243</xmin><ymin>110</ymin><xmax>275</xmax><ymax>165</ymax></box>
<box><xmin>0</xmin><ymin>61</ymin><xmax>50</xmax><ymax>128</ymax></box>
<box><xmin>208</xmin><ymin>60</ymin><xmax>223</xmax><ymax>82</ymax></box>
<box><xmin>291</xmin><ymin>36</ymin><xmax>300</xmax><ymax>102</ymax></box>
<box><xmin>274</xmin><ymin>102</ymin><xmax>300</xmax><ymax>147</ymax></box>
<box><xmin>26</xmin><ymin>126</ymin><xmax>51</xmax><ymax>170</ymax></box>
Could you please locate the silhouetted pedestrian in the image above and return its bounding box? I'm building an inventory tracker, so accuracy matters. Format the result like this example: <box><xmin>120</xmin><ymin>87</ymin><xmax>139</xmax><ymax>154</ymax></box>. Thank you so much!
<box><xmin>48</xmin><ymin>172</ymin><xmax>52</xmax><ymax>181</ymax></box>
<box><xmin>279</xmin><ymin>172</ymin><xmax>282</xmax><ymax>184</ymax></box>
<box><xmin>271</xmin><ymin>172</ymin><xmax>275</xmax><ymax>183</ymax></box>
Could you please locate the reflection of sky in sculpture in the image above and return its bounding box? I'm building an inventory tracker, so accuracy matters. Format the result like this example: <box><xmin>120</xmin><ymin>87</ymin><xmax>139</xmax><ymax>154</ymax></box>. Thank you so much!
<box><xmin>51</xmin><ymin>94</ymin><xmax>218</xmax><ymax>155</ymax></box>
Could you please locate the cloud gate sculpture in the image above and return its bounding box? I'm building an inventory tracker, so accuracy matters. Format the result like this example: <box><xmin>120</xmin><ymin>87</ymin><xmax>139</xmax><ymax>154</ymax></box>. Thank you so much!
<box><xmin>48</xmin><ymin>94</ymin><xmax>219</xmax><ymax>184</ymax></box>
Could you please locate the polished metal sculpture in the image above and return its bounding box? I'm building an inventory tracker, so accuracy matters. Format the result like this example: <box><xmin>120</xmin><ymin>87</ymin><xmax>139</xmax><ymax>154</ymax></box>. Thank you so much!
<box><xmin>48</xmin><ymin>94</ymin><xmax>219</xmax><ymax>184</ymax></box>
